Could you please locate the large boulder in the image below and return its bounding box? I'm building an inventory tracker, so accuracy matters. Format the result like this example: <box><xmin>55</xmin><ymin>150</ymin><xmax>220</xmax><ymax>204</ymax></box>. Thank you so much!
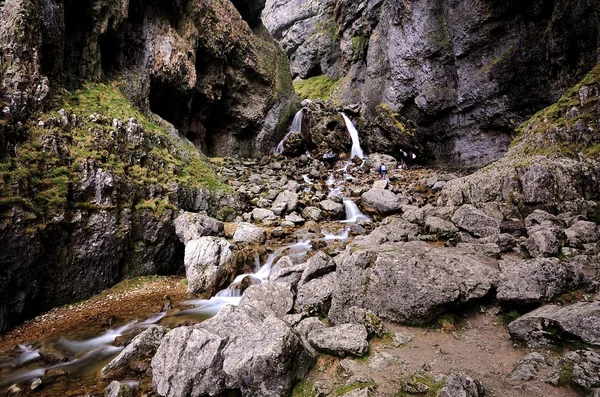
<box><xmin>233</xmin><ymin>222</ymin><xmax>267</xmax><ymax>244</ymax></box>
<box><xmin>497</xmin><ymin>258</ymin><xmax>585</xmax><ymax>304</ymax></box>
<box><xmin>152</xmin><ymin>287</ymin><xmax>315</xmax><ymax>397</ymax></box>
<box><xmin>438</xmin><ymin>373</ymin><xmax>484</xmax><ymax>397</ymax></box>
<box><xmin>306</xmin><ymin>323</ymin><xmax>369</xmax><ymax>357</ymax></box>
<box><xmin>272</xmin><ymin>191</ymin><xmax>299</xmax><ymax>215</ymax></box>
<box><xmin>298</xmin><ymin>251</ymin><xmax>336</xmax><ymax>286</ymax></box>
<box><xmin>239</xmin><ymin>282</ymin><xmax>294</xmax><ymax>317</ymax></box>
<box><xmin>360</xmin><ymin>217</ymin><xmax>421</xmax><ymax>244</ymax></box>
<box><xmin>548</xmin><ymin>349</ymin><xmax>600</xmax><ymax>390</ymax></box>
<box><xmin>296</xmin><ymin>273</ymin><xmax>337</xmax><ymax>316</ymax></box>
<box><xmin>174</xmin><ymin>212</ymin><xmax>224</xmax><ymax>243</ymax></box>
<box><xmin>329</xmin><ymin>241</ymin><xmax>498</xmax><ymax>325</ymax></box>
<box><xmin>364</xmin><ymin>154</ymin><xmax>398</xmax><ymax>172</ymax></box>
<box><xmin>451</xmin><ymin>205</ymin><xmax>501</xmax><ymax>238</ymax></box>
<box><xmin>102</xmin><ymin>325</ymin><xmax>168</xmax><ymax>379</ymax></box>
<box><xmin>508</xmin><ymin>302</ymin><xmax>600</xmax><ymax>347</ymax></box>
<box><xmin>361</xmin><ymin>188</ymin><xmax>404</xmax><ymax>214</ymax></box>
<box><xmin>522</xmin><ymin>222</ymin><xmax>565</xmax><ymax>257</ymax></box>
<box><xmin>565</xmin><ymin>221</ymin><xmax>599</xmax><ymax>248</ymax></box>
<box><xmin>184</xmin><ymin>237</ymin><xmax>233</xmax><ymax>294</ymax></box>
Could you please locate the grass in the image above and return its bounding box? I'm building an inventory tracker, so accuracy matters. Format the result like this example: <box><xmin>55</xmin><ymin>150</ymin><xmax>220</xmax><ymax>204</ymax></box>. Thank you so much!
<box><xmin>557</xmin><ymin>363</ymin><xmax>574</xmax><ymax>386</ymax></box>
<box><xmin>335</xmin><ymin>382</ymin><xmax>376</xmax><ymax>396</ymax></box>
<box><xmin>396</xmin><ymin>374</ymin><xmax>445</xmax><ymax>397</ymax></box>
<box><xmin>499</xmin><ymin>310</ymin><xmax>522</xmax><ymax>327</ymax></box>
<box><xmin>291</xmin><ymin>379</ymin><xmax>316</xmax><ymax>397</ymax></box>
<box><xmin>435</xmin><ymin>313</ymin><xmax>458</xmax><ymax>333</ymax></box>
<box><xmin>294</xmin><ymin>75</ymin><xmax>338</xmax><ymax>101</ymax></box>
<box><xmin>0</xmin><ymin>81</ymin><xmax>229</xmax><ymax>218</ymax></box>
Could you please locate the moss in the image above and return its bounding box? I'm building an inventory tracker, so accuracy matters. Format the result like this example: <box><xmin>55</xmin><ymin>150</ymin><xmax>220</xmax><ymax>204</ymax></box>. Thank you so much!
<box><xmin>351</xmin><ymin>35</ymin><xmax>369</xmax><ymax>59</ymax></box>
<box><xmin>554</xmin><ymin>289</ymin><xmax>585</xmax><ymax>305</ymax></box>
<box><xmin>293</xmin><ymin>75</ymin><xmax>338</xmax><ymax>101</ymax></box>
<box><xmin>435</xmin><ymin>313</ymin><xmax>457</xmax><ymax>333</ymax></box>
<box><xmin>0</xmin><ymin>81</ymin><xmax>228</xmax><ymax>218</ymax></box>
<box><xmin>291</xmin><ymin>379</ymin><xmax>316</xmax><ymax>397</ymax></box>
<box><xmin>396</xmin><ymin>375</ymin><xmax>445</xmax><ymax>397</ymax></box>
<box><xmin>499</xmin><ymin>310</ymin><xmax>521</xmax><ymax>327</ymax></box>
<box><xmin>557</xmin><ymin>363</ymin><xmax>574</xmax><ymax>386</ymax></box>
<box><xmin>335</xmin><ymin>382</ymin><xmax>376</xmax><ymax>396</ymax></box>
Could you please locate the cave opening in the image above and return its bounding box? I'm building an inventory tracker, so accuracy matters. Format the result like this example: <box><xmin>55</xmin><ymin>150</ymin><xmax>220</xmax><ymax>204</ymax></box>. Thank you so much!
<box><xmin>99</xmin><ymin>26</ymin><xmax>122</xmax><ymax>76</ymax></box>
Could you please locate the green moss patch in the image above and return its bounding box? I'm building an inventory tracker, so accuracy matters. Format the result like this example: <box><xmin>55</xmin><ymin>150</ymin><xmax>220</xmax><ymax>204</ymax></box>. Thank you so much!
<box><xmin>294</xmin><ymin>75</ymin><xmax>338</xmax><ymax>101</ymax></box>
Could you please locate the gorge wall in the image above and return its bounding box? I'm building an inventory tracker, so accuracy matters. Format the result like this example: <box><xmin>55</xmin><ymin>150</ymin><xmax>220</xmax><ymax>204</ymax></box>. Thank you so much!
<box><xmin>264</xmin><ymin>0</ymin><xmax>600</xmax><ymax>167</ymax></box>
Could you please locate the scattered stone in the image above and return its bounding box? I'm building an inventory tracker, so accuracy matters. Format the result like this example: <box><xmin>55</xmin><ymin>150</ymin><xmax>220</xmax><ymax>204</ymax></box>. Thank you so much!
<box><xmin>368</xmin><ymin>352</ymin><xmax>397</xmax><ymax>370</ymax></box>
<box><xmin>392</xmin><ymin>333</ymin><xmax>414</xmax><ymax>347</ymax></box>
<box><xmin>272</xmin><ymin>191</ymin><xmax>299</xmax><ymax>215</ymax></box>
<box><xmin>320</xmin><ymin>200</ymin><xmax>345</xmax><ymax>217</ymax></box>
<box><xmin>302</xmin><ymin>206</ymin><xmax>323</xmax><ymax>221</ymax></box>
<box><xmin>507</xmin><ymin>352</ymin><xmax>547</xmax><ymax>381</ymax></box>
<box><xmin>361</xmin><ymin>188</ymin><xmax>404</xmax><ymax>214</ymax></box>
<box><xmin>232</xmin><ymin>222</ymin><xmax>267</xmax><ymax>243</ymax></box>
<box><xmin>30</xmin><ymin>378</ymin><xmax>42</xmax><ymax>391</ymax></box>
<box><xmin>547</xmin><ymin>349</ymin><xmax>600</xmax><ymax>390</ymax></box>
<box><xmin>251</xmin><ymin>208</ymin><xmax>277</xmax><ymax>223</ymax></box>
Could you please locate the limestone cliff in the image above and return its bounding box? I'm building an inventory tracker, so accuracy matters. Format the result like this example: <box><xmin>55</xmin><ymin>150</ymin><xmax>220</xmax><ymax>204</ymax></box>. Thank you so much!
<box><xmin>264</xmin><ymin>0</ymin><xmax>600</xmax><ymax>167</ymax></box>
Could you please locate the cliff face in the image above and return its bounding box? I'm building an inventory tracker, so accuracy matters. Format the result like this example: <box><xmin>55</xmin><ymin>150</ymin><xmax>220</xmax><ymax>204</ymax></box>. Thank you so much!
<box><xmin>1</xmin><ymin>0</ymin><xmax>296</xmax><ymax>157</ymax></box>
<box><xmin>264</xmin><ymin>0</ymin><xmax>600</xmax><ymax>167</ymax></box>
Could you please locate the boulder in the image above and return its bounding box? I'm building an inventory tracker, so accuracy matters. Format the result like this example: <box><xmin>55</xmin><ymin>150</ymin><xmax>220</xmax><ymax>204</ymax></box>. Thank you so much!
<box><xmin>361</xmin><ymin>188</ymin><xmax>403</xmax><ymax>214</ymax></box>
<box><xmin>364</xmin><ymin>154</ymin><xmax>398</xmax><ymax>172</ymax></box>
<box><xmin>307</xmin><ymin>323</ymin><xmax>369</xmax><ymax>357</ymax></box>
<box><xmin>174</xmin><ymin>212</ymin><xmax>224</xmax><ymax>243</ymax></box>
<box><xmin>456</xmin><ymin>243</ymin><xmax>501</xmax><ymax>258</ymax></box>
<box><xmin>508</xmin><ymin>302</ymin><xmax>600</xmax><ymax>347</ymax></box>
<box><xmin>101</xmin><ymin>325</ymin><xmax>168</xmax><ymax>379</ymax></box>
<box><xmin>424</xmin><ymin>216</ymin><xmax>459</xmax><ymax>237</ymax></box>
<box><xmin>329</xmin><ymin>241</ymin><xmax>498</xmax><ymax>325</ymax></box>
<box><xmin>548</xmin><ymin>349</ymin><xmax>600</xmax><ymax>390</ymax></box>
<box><xmin>565</xmin><ymin>221</ymin><xmax>599</xmax><ymax>248</ymax></box>
<box><xmin>522</xmin><ymin>222</ymin><xmax>564</xmax><ymax>257</ymax></box>
<box><xmin>319</xmin><ymin>200</ymin><xmax>345</xmax><ymax>218</ymax></box>
<box><xmin>285</xmin><ymin>213</ymin><xmax>305</xmax><ymax>224</ymax></box>
<box><xmin>104</xmin><ymin>381</ymin><xmax>132</xmax><ymax>397</ymax></box>
<box><xmin>437</xmin><ymin>372</ymin><xmax>484</xmax><ymax>397</ymax></box>
<box><xmin>299</xmin><ymin>251</ymin><xmax>336</xmax><ymax>286</ymax></box>
<box><xmin>233</xmin><ymin>222</ymin><xmax>267</xmax><ymax>244</ymax></box>
<box><xmin>507</xmin><ymin>352</ymin><xmax>547</xmax><ymax>381</ymax></box>
<box><xmin>525</xmin><ymin>210</ymin><xmax>562</xmax><ymax>229</ymax></box>
<box><xmin>268</xmin><ymin>256</ymin><xmax>306</xmax><ymax>287</ymax></box>
<box><xmin>251</xmin><ymin>208</ymin><xmax>277</xmax><ymax>223</ymax></box>
<box><xmin>401</xmin><ymin>205</ymin><xmax>425</xmax><ymax>225</ymax></box>
<box><xmin>272</xmin><ymin>191</ymin><xmax>299</xmax><ymax>215</ymax></box>
<box><xmin>296</xmin><ymin>273</ymin><xmax>337</xmax><ymax>316</ymax></box>
<box><xmin>497</xmin><ymin>258</ymin><xmax>585</xmax><ymax>304</ymax></box>
<box><xmin>152</xmin><ymin>303</ymin><xmax>315</xmax><ymax>397</ymax></box>
<box><xmin>302</xmin><ymin>207</ymin><xmax>323</xmax><ymax>221</ymax></box>
<box><xmin>184</xmin><ymin>237</ymin><xmax>233</xmax><ymax>294</ymax></box>
<box><xmin>359</xmin><ymin>217</ymin><xmax>421</xmax><ymax>244</ymax></box>
<box><xmin>451</xmin><ymin>205</ymin><xmax>501</xmax><ymax>238</ymax></box>
<box><xmin>239</xmin><ymin>282</ymin><xmax>294</xmax><ymax>318</ymax></box>
<box><xmin>38</xmin><ymin>345</ymin><xmax>69</xmax><ymax>364</ymax></box>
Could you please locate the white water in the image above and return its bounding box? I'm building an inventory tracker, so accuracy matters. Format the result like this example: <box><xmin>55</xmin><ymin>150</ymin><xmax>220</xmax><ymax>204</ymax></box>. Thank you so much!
<box><xmin>322</xmin><ymin>228</ymin><xmax>349</xmax><ymax>241</ymax></box>
<box><xmin>302</xmin><ymin>174</ymin><xmax>313</xmax><ymax>185</ymax></box>
<box><xmin>341</xmin><ymin>199</ymin><xmax>370</xmax><ymax>223</ymax></box>
<box><xmin>275</xmin><ymin>109</ymin><xmax>304</xmax><ymax>154</ymax></box>
<box><xmin>326</xmin><ymin>173</ymin><xmax>335</xmax><ymax>186</ymax></box>
<box><xmin>341</xmin><ymin>113</ymin><xmax>364</xmax><ymax>160</ymax></box>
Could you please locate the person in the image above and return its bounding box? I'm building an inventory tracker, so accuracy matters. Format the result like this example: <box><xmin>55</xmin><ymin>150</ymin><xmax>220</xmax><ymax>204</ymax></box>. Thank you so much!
<box><xmin>407</xmin><ymin>151</ymin><xmax>416</xmax><ymax>167</ymax></box>
<box><xmin>379</xmin><ymin>162</ymin><xmax>388</xmax><ymax>180</ymax></box>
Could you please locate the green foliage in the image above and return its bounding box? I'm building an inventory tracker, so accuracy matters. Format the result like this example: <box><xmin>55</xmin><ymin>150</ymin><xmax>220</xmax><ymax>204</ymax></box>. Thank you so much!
<box><xmin>557</xmin><ymin>363</ymin><xmax>574</xmax><ymax>386</ymax></box>
<box><xmin>0</xmin><ymin>82</ymin><xmax>228</xmax><ymax>218</ymax></box>
<box><xmin>293</xmin><ymin>75</ymin><xmax>338</xmax><ymax>101</ymax></box>
<box><xmin>291</xmin><ymin>379</ymin><xmax>316</xmax><ymax>397</ymax></box>
<box><xmin>555</xmin><ymin>289</ymin><xmax>585</xmax><ymax>305</ymax></box>
<box><xmin>351</xmin><ymin>36</ymin><xmax>369</xmax><ymax>59</ymax></box>
<box><xmin>435</xmin><ymin>313</ymin><xmax>457</xmax><ymax>332</ymax></box>
<box><xmin>499</xmin><ymin>310</ymin><xmax>522</xmax><ymax>327</ymax></box>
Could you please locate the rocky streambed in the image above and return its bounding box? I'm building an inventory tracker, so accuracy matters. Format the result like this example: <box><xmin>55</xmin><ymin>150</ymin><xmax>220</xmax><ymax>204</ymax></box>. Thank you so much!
<box><xmin>1</xmin><ymin>153</ymin><xmax>600</xmax><ymax>397</ymax></box>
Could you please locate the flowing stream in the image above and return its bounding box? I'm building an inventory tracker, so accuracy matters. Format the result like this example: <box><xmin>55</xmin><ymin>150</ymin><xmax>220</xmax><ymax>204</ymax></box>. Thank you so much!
<box><xmin>275</xmin><ymin>109</ymin><xmax>304</xmax><ymax>154</ymax></box>
<box><xmin>341</xmin><ymin>113</ymin><xmax>364</xmax><ymax>160</ymax></box>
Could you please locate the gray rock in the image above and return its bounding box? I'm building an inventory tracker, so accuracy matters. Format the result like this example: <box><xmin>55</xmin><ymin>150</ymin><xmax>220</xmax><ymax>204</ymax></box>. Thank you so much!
<box><xmin>251</xmin><ymin>208</ymin><xmax>277</xmax><ymax>223</ymax></box>
<box><xmin>101</xmin><ymin>325</ymin><xmax>168</xmax><ymax>379</ymax></box>
<box><xmin>508</xmin><ymin>302</ymin><xmax>600</xmax><ymax>347</ymax></box>
<box><xmin>104</xmin><ymin>381</ymin><xmax>132</xmax><ymax>397</ymax></box>
<box><xmin>522</xmin><ymin>222</ymin><xmax>564</xmax><ymax>257</ymax></box>
<box><xmin>174</xmin><ymin>212</ymin><xmax>224</xmax><ymax>243</ymax></box>
<box><xmin>268</xmin><ymin>256</ymin><xmax>306</xmax><ymax>287</ymax></box>
<box><xmin>361</xmin><ymin>188</ymin><xmax>403</xmax><ymax>214</ymax></box>
<box><xmin>233</xmin><ymin>222</ymin><xmax>267</xmax><ymax>244</ymax></box>
<box><xmin>372</xmin><ymin>180</ymin><xmax>388</xmax><ymax>190</ymax></box>
<box><xmin>566</xmin><ymin>221</ymin><xmax>599</xmax><ymax>248</ymax></box>
<box><xmin>365</xmin><ymin>154</ymin><xmax>398</xmax><ymax>172</ymax></box>
<box><xmin>425</xmin><ymin>216</ymin><xmax>459</xmax><ymax>237</ymax></box>
<box><xmin>320</xmin><ymin>200</ymin><xmax>345</xmax><ymax>217</ymax></box>
<box><xmin>307</xmin><ymin>323</ymin><xmax>369</xmax><ymax>357</ymax></box>
<box><xmin>285</xmin><ymin>212</ymin><xmax>305</xmax><ymax>224</ymax></box>
<box><xmin>302</xmin><ymin>206</ymin><xmax>323</xmax><ymax>221</ymax></box>
<box><xmin>299</xmin><ymin>251</ymin><xmax>336</xmax><ymax>286</ymax></box>
<box><xmin>507</xmin><ymin>352</ymin><xmax>547</xmax><ymax>381</ymax></box>
<box><xmin>184</xmin><ymin>237</ymin><xmax>233</xmax><ymax>294</ymax></box>
<box><xmin>525</xmin><ymin>210</ymin><xmax>563</xmax><ymax>229</ymax></box>
<box><xmin>456</xmin><ymin>242</ymin><xmax>501</xmax><ymax>258</ymax></box>
<box><xmin>431</xmin><ymin>181</ymin><xmax>447</xmax><ymax>192</ymax></box>
<box><xmin>401</xmin><ymin>205</ymin><xmax>425</xmax><ymax>225</ymax></box>
<box><xmin>152</xmin><ymin>304</ymin><xmax>315</xmax><ymax>397</ymax></box>
<box><xmin>437</xmin><ymin>372</ymin><xmax>484</xmax><ymax>397</ymax></box>
<box><xmin>294</xmin><ymin>317</ymin><xmax>327</xmax><ymax>339</ymax></box>
<box><xmin>497</xmin><ymin>233</ymin><xmax>517</xmax><ymax>252</ymax></box>
<box><xmin>272</xmin><ymin>190</ymin><xmax>299</xmax><ymax>215</ymax></box>
<box><xmin>548</xmin><ymin>349</ymin><xmax>600</xmax><ymax>390</ymax></box>
<box><xmin>497</xmin><ymin>258</ymin><xmax>584</xmax><ymax>303</ymax></box>
<box><xmin>329</xmin><ymin>241</ymin><xmax>498</xmax><ymax>325</ymax></box>
<box><xmin>296</xmin><ymin>273</ymin><xmax>337</xmax><ymax>316</ymax></box>
<box><xmin>239</xmin><ymin>282</ymin><xmax>294</xmax><ymax>318</ymax></box>
<box><xmin>451</xmin><ymin>205</ymin><xmax>501</xmax><ymax>238</ymax></box>
<box><xmin>361</xmin><ymin>216</ymin><xmax>421</xmax><ymax>244</ymax></box>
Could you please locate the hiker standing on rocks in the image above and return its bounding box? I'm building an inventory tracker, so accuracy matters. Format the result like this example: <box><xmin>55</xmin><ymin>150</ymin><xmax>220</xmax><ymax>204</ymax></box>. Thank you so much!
<box><xmin>379</xmin><ymin>162</ymin><xmax>388</xmax><ymax>180</ymax></box>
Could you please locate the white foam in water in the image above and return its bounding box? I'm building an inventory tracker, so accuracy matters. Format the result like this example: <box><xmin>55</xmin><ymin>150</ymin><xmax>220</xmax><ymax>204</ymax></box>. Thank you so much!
<box><xmin>322</xmin><ymin>229</ymin><xmax>349</xmax><ymax>241</ymax></box>
<box><xmin>341</xmin><ymin>113</ymin><xmax>364</xmax><ymax>160</ymax></box>
<box><xmin>336</xmin><ymin>161</ymin><xmax>351</xmax><ymax>172</ymax></box>
<box><xmin>326</xmin><ymin>173</ymin><xmax>335</xmax><ymax>186</ymax></box>
<box><xmin>275</xmin><ymin>109</ymin><xmax>304</xmax><ymax>154</ymax></box>
<box><xmin>341</xmin><ymin>199</ymin><xmax>370</xmax><ymax>223</ymax></box>
<box><xmin>302</xmin><ymin>174</ymin><xmax>313</xmax><ymax>185</ymax></box>
<box><xmin>58</xmin><ymin>321</ymin><xmax>137</xmax><ymax>353</ymax></box>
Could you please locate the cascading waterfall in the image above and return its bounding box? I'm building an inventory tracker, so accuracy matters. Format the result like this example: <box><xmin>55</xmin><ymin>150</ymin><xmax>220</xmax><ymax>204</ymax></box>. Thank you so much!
<box><xmin>341</xmin><ymin>199</ymin><xmax>370</xmax><ymax>223</ymax></box>
<box><xmin>340</xmin><ymin>113</ymin><xmax>364</xmax><ymax>160</ymax></box>
<box><xmin>275</xmin><ymin>109</ymin><xmax>304</xmax><ymax>154</ymax></box>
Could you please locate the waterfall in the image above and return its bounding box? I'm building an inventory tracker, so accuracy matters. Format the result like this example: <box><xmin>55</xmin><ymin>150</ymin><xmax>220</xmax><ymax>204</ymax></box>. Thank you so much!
<box><xmin>274</xmin><ymin>109</ymin><xmax>304</xmax><ymax>154</ymax></box>
<box><xmin>341</xmin><ymin>199</ymin><xmax>370</xmax><ymax>223</ymax></box>
<box><xmin>340</xmin><ymin>113</ymin><xmax>364</xmax><ymax>160</ymax></box>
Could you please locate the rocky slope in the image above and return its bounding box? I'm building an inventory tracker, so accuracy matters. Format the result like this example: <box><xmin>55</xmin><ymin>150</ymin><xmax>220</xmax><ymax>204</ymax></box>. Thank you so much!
<box><xmin>1</xmin><ymin>0</ymin><xmax>297</xmax><ymax>157</ymax></box>
<box><xmin>263</xmin><ymin>0</ymin><xmax>600</xmax><ymax>167</ymax></box>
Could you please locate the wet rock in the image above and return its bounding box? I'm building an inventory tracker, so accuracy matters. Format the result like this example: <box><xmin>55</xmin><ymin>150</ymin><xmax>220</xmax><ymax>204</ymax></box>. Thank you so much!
<box><xmin>152</xmin><ymin>303</ymin><xmax>315</xmax><ymax>397</ymax></box>
<box><xmin>272</xmin><ymin>191</ymin><xmax>299</xmax><ymax>215</ymax></box>
<box><xmin>30</xmin><ymin>378</ymin><xmax>42</xmax><ymax>391</ymax></box>
<box><xmin>239</xmin><ymin>282</ymin><xmax>294</xmax><ymax>318</ymax></box>
<box><xmin>507</xmin><ymin>352</ymin><xmax>547</xmax><ymax>381</ymax></box>
<box><xmin>43</xmin><ymin>367</ymin><xmax>68</xmax><ymax>380</ymax></box>
<box><xmin>508</xmin><ymin>302</ymin><xmax>600</xmax><ymax>347</ymax></box>
<box><xmin>437</xmin><ymin>372</ymin><xmax>484</xmax><ymax>397</ymax></box>
<box><xmin>38</xmin><ymin>345</ymin><xmax>69</xmax><ymax>364</ymax></box>
<box><xmin>104</xmin><ymin>380</ymin><xmax>132</xmax><ymax>397</ymax></box>
<box><xmin>451</xmin><ymin>205</ymin><xmax>501</xmax><ymax>238</ymax></box>
<box><xmin>497</xmin><ymin>258</ymin><xmax>584</xmax><ymax>304</ymax></box>
<box><xmin>307</xmin><ymin>323</ymin><xmax>369</xmax><ymax>357</ymax></box>
<box><xmin>565</xmin><ymin>221</ymin><xmax>599</xmax><ymax>248</ymax></box>
<box><xmin>174</xmin><ymin>212</ymin><xmax>224</xmax><ymax>243</ymax></box>
<box><xmin>299</xmin><ymin>251</ymin><xmax>336</xmax><ymax>286</ymax></box>
<box><xmin>184</xmin><ymin>237</ymin><xmax>233</xmax><ymax>294</ymax></box>
<box><xmin>232</xmin><ymin>222</ymin><xmax>267</xmax><ymax>244</ymax></box>
<box><xmin>320</xmin><ymin>200</ymin><xmax>345</xmax><ymax>218</ymax></box>
<box><xmin>302</xmin><ymin>207</ymin><xmax>323</xmax><ymax>221</ymax></box>
<box><xmin>548</xmin><ymin>349</ymin><xmax>600</xmax><ymax>390</ymax></box>
<box><xmin>296</xmin><ymin>273</ymin><xmax>337</xmax><ymax>316</ymax></box>
<box><xmin>330</xmin><ymin>241</ymin><xmax>498</xmax><ymax>325</ymax></box>
<box><xmin>361</xmin><ymin>188</ymin><xmax>404</xmax><ymax>214</ymax></box>
<box><xmin>5</xmin><ymin>384</ymin><xmax>24</xmax><ymax>397</ymax></box>
<box><xmin>101</xmin><ymin>325</ymin><xmax>169</xmax><ymax>379</ymax></box>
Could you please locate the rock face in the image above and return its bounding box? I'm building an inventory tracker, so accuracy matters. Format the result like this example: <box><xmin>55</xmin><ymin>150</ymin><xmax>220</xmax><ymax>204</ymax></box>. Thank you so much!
<box><xmin>263</xmin><ymin>0</ymin><xmax>600</xmax><ymax>167</ymax></box>
<box><xmin>151</xmin><ymin>283</ymin><xmax>315</xmax><ymax>397</ymax></box>
<box><xmin>329</xmin><ymin>241</ymin><xmax>498</xmax><ymax>325</ymax></box>
<box><xmin>508</xmin><ymin>302</ymin><xmax>600</xmax><ymax>347</ymax></box>
<box><xmin>184</xmin><ymin>237</ymin><xmax>233</xmax><ymax>294</ymax></box>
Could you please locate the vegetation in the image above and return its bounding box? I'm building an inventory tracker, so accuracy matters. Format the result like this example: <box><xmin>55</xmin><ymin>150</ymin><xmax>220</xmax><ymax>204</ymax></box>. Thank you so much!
<box><xmin>396</xmin><ymin>374</ymin><xmax>445</xmax><ymax>397</ymax></box>
<box><xmin>293</xmin><ymin>75</ymin><xmax>338</xmax><ymax>101</ymax></box>
<box><xmin>557</xmin><ymin>363</ymin><xmax>574</xmax><ymax>386</ymax></box>
<box><xmin>335</xmin><ymin>382</ymin><xmax>377</xmax><ymax>396</ymax></box>
<box><xmin>291</xmin><ymin>379</ymin><xmax>316</xmax><ymax>397</ymax></box>
<box><xmin>0</xmin><ymin>82</ymin><xmax>228</xmax><ymax>218</ymax></box>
